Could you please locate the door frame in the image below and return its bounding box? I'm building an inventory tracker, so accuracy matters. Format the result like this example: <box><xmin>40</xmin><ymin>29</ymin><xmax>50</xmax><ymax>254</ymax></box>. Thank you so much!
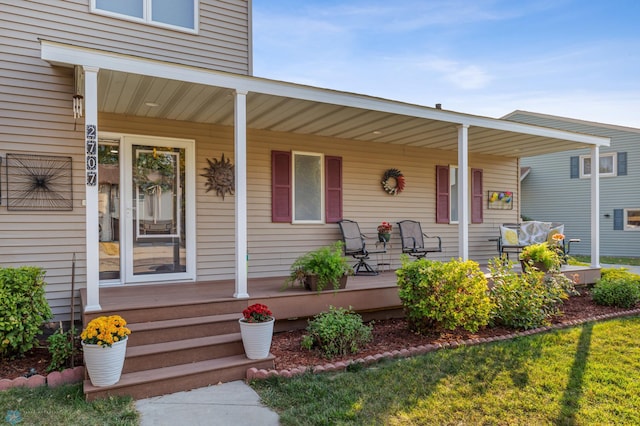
<box><xmin>100</xmin><ymin>132</ymin><xmax>197</xmax><ymax>285</ymax></box>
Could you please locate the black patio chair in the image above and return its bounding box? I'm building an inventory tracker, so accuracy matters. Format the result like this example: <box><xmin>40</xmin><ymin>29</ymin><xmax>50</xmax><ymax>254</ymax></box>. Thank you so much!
<box><xmin>397</xmin><ymin>220</ymin><xmax>442</xmax><ymax>259</ymax></box>
<box><xmin>337</xmin><ymin>219</ymin><xmax>386</xmax><ymax>275</ymax></box>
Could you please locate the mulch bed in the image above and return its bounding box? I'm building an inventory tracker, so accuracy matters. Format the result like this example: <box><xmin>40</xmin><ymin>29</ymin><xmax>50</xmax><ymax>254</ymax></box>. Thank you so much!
<box><xmin>1</xmin><ymin>290</ymin><xmax>636</xmax><ymax>380</ymax></box>
<box><xmin>270</xmin><ymin>290</ymin><xmax>638</xmax><ymax>371</ymax></box>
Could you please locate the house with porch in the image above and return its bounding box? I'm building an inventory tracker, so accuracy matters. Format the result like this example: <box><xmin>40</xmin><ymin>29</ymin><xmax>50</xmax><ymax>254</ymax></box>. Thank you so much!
<box><xmin>1</xmin><ymin>1</ymin><xmax>608</xmax><ymax>398</ymax></box>
<box><xmin>505</xmin><ymin>110</ymin><xmax>640</xmax><ymax>258</ymax></box>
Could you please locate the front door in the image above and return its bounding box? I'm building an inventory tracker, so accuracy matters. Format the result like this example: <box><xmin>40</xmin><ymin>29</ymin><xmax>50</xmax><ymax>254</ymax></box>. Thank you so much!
<box><xmin>98</xmin><ymin>134</ymin><xmax>195</xmax><ymax>284</ymax></box>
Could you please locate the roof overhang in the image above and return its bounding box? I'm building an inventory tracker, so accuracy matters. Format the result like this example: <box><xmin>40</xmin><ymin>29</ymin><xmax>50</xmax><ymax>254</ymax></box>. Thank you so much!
<box><xmin>41</xmin><ymin>40</ymin><xmax>610</xmax><ymax>157</ymax></box>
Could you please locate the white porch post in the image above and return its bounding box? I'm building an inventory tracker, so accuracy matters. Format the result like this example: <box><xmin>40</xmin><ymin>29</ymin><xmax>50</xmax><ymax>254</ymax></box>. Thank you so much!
<box><xmin>234</xmin><ymin>90</ymin><xmax>249</xmax><ymax>298</ymax></box>
<box><xmin>590</xmin><ymin>145</ymin><xmax>600</xmax><ymax>268</ymax></box>
<box><xmin>458</xmin><ymin>124</ymin><xmax>470</xmax><ymax>260</ymax></box>
<box><xmin>83</xmin><ymin>66</ymin><xmax>101</xmax><ymax>312</ymax></box>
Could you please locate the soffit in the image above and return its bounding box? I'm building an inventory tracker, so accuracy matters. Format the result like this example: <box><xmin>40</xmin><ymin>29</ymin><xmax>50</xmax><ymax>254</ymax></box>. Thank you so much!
<box><xmin>97</xmin><ymin>69</ymin><xmax>598</xmax><ymax>158</ymax></box>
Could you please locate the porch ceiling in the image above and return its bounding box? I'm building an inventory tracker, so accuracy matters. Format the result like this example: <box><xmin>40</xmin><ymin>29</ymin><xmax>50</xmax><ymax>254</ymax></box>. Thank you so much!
<box><xmin>40</xmin><ymin>40</ymin><xmax>608</xmax><ymax>158</ymax></box>
<box><xmin>97</xmin><ymin>70</ymin><xmax>602</xmax><ymax>158</ymax></box>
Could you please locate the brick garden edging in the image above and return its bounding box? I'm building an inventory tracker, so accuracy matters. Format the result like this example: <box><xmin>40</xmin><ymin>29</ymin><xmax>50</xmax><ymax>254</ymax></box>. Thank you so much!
<box><xmin>0</xmin><ymin>366</ymin><xmax>84</xmax><ymax>391</ymax></box>
<box><xmin>246</xmin><ymin>308</ymin><xmax>640</xmax><ymax>381</ymax></box>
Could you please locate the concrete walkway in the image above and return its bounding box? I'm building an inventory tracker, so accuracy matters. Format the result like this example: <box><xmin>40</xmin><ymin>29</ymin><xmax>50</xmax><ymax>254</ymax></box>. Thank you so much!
<box><xmin>136</xmin><ymin>381</ymin><xmax>280</xmax><ymax>426</ymax></box>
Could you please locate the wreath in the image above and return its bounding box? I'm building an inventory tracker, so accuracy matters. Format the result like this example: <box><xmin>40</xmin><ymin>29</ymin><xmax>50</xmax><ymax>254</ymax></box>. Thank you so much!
<box><xmin>381</xmin><ymin>168</ymin><xmax>405</xmax><ymax>195</ymax></box>
<box><xmin>134</xmin><ymin>151</ymin><xmax>175</xmax><ymax>195</ymax></box>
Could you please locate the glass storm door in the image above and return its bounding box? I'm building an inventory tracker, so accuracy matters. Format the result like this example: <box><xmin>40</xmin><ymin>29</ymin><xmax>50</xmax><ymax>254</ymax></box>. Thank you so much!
<box><xmin>126</xmin><ymin>139</ymin><xmax>188</xmax><ymax>282</ymax></box>
<box><xmin>99</xmin><ymin>135</ymin><xmax>194</xmax><ymax>284</ymax></box>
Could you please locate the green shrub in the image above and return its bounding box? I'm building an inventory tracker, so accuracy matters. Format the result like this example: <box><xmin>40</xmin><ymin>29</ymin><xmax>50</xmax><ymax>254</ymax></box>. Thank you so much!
<box><xmin>46</xmin><ymin>324</ymin><xmax>77</xmax><ymax>372</ymax></box>
<box><xmin>600</xmin><ymin>268</ymin><xmax>640</xmax><ymax>284</ymax></box>
<box><xmin>592</xmin><ymin>275</ymin><xmax>640</xmax><ymax>308</ymax></box>
<box><xmin>301</xmin><ymin>306</ymin><xmax>373</xmax><ymax>359</ymax></box>
<box><xmin>396</xmin><ymin>257</ymin><xmax>492</xmax><ymax>333</ymax></box>
<box><xmin>0</xmin><ymin>266</ymin><xmax>52</xmax><ymax>358</ymax></box>
<box><xmin>489</xmin><ymin>258</ymin><xmax>574</xmax><ymax>330</ymax></box>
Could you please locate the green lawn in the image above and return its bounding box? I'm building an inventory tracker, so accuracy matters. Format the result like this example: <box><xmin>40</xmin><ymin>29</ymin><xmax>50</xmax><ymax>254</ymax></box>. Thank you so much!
<box><xmin>251</xmin><ymin>316</ymin><xmax>640</xmax><ymax>425</ymax></box>
<box><xmin>0</xmin><ymin>383</ymin><xmax>138</xmax><ymax>426</ymax></box>
<box><xmin>571</xmin><ymin>255</ymin><xmax>640</xmax><ymax>266</ymax></box>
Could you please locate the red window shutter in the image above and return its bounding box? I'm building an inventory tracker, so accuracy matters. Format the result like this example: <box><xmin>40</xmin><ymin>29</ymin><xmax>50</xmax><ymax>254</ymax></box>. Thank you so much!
<box><xmin>271</xmin><ymin>151</ymin><xmax>291</xmax><ymax>222</ymax></box>
<box><xmin>471</xmin><ymin>168</ymin><xmax>483</xmax><ymax>224</ymax></box>
<box><xmin>325</xmin><ymin>156</ymin><xmax>343</xmax><ymax>223</ymax></box>
<box><xmin>436</xmin><ymin>165</ymin><xmax>450</xmax><ymax>223</ymax></box>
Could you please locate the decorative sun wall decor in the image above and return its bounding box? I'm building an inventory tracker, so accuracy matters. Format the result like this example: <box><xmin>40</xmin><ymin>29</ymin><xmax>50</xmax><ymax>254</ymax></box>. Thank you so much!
<box><xmin>201</xmin><ymin>153</ymin><xmax>235</xmax><ymax>200</ymax></box>
<box><xmin>5</xmin><ymin>153</ymin><xmax>73</xmax><ymax>211</ymax></box>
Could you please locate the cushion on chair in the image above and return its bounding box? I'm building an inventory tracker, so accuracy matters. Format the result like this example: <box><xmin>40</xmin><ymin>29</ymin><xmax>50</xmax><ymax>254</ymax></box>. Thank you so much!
<box><xmin>519</xmin><ymin>221</ymin><xmax>550</xmax><ymax>245</ymax></box>
<box><xmin>500</xmin><ymin>226</ymin><xmax>519</xmax><ymax>246</ymax></box>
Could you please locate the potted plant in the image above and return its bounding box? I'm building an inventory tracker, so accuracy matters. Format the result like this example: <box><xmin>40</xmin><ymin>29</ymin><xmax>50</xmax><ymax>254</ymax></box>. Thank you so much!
<box><xmin>81</xmin><ymin>315</ymin><xmax>131</xmax><ymax>387</ymax></box>
<box><xmin>519</xmin><ymin>242</ymin><xmax>561</xmax><ymax>272</ymax></box>
<box><xmin>377</xmin><ymin>221</ymin><xmax>392</xmax><ymax>242</ymax></box>
<box><xmin>238</xmin><ymin>303</ymin><xmax>274</xmax><ymax>360</ymax></box>
<box><xmin>287</xmin><ymin>242</ymin><xmax>352</xmax><ymax>292</ymax></box>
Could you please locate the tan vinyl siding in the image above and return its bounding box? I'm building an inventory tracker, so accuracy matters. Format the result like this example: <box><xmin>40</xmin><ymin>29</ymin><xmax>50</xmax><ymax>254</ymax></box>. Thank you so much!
<box><xmin>512</xmin><ymin>112</ymin><xmax>640</xmax><ymax>257</ymax></box>
<box><xmin>101</xmin><ymin>114</ymin><xmax>521</xmax><ymax>281</ymax></box>
<box><xmin>2</xmin><ymin>0</ymin><xmax>250</xmax><ymax>75</ymax></box>
<box><xmin>0</xmin><ymin>28</ymin><xmax>86</xmax><ymax>321</ymax></box>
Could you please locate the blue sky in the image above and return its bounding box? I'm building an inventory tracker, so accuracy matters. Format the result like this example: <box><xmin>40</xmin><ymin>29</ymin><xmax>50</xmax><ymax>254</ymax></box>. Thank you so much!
<box><xmin>252</xmin><ymin>1</ymin><xmax>640</xmax><ymax>128</ymax></box>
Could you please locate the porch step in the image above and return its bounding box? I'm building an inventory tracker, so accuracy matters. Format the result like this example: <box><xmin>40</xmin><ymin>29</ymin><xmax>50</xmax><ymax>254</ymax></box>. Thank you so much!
<box><xmin>127</xmin><ymin>313</ymin><xmax>240</xmax><ymax>346</ymax></box>
<box><xmin>81</xmin><ymin>291</ymin><xmax>247</xmax><ymax>324</ymax></box>
<box><xmin>123</xmin><ymin>333</ymin><xmax>244</xmax><ymax>373</ymax></box>
<box><xmin>84</xmin><ymin>354</ymin><xmax>275</xmax><ymax>401</ymax></box>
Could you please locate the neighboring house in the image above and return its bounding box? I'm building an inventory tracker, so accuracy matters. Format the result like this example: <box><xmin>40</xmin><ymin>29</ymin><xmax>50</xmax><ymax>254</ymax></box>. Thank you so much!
<box><xmin>1</xmin><ymin>1</ymin><xmax>609</xmax><ymax>322</ymax></box>
<box><xmin>506</xmin><ymin>110</ymin><xmax>638</xmax><ymax>257</ymax></box>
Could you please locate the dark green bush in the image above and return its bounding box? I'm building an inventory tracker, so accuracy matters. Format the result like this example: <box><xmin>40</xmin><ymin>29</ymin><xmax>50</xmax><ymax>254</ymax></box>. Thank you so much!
<box><xmin>396</xmin><ymin>257</ymin><xmax>492</xmax><ymax>333</ymax></box>
<box><xmin>47</xmin><ymin>324</ymin><xmax>77</xmax><ymax>372</ymax></box>
<box><xmin>592</xmin><ymin>275</ymin><xmax>640</xmax><ymax>308</ymax></box>
<box><xmin>488</xmin><ymin>259</ymin><xmax>574</xmax><ymax>330</ymax></box>
<box><xmin>0</xmin><ymin>266</ymin><xmax>52</xmax><ymax>358</ymax></box>
<box><xmin>301</xmin><ymin>306</ymin><xmax>373</xmax><ymax>358</ymax></box>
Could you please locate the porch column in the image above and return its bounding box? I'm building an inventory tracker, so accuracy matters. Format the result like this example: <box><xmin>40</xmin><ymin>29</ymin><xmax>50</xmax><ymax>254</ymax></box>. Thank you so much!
<box><xmin>590</xmin><ymin>145</ymin><xmax>600</xmax><ymax>268</ymax></box>
<box><xmin>234</xmin><ymin>90</ymin><xmax>249</xmax><ymax>298</ymax></box>
<box><xmin>83</xmin><ymin>66</ymin><xmax>101</xmax><ymax>312</ymax></box>
<box><xmin>458</xmin><ymin>124</ymin><xmax>470</xmax><ymax>260</ymax></box>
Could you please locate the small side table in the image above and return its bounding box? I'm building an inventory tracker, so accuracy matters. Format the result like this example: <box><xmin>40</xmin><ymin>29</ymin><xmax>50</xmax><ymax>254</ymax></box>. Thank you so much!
<box><xmin>375</xmin><ymin>241</ymin><xmax>392</xmax><ymax>272</ymax></box>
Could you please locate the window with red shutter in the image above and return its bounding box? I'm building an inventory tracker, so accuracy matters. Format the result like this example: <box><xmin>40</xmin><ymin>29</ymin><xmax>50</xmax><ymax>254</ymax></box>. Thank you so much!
<box><xmin>325</xmin><ymin>156</ymin><xmax>343</xmax><ymax>223</ymax></box>
<box><xmin>471</xmin><ymin>168</ymin><xmax>483</xmax><ymax>224</ymax></box>
<box><xmin>436</xmin><ymin>165</ymin><xmax>450</xmax><ymax>223</ymax></box>
<box><xmin>271</xmin><ymin>151</ymin><xmax>342</xmax><ymax>224</ymax></box>
<box><xmin>271</xmin><ymin>151</ymin><xmax>291</xmax><ymax>222</ymax></box>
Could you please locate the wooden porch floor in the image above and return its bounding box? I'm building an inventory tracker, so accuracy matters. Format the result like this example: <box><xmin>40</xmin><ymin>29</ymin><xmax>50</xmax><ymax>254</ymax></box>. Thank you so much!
<box><xmin>86</xmin><ymin>264</ymin><xmax>600</xmax><ymax>329</ymax></box>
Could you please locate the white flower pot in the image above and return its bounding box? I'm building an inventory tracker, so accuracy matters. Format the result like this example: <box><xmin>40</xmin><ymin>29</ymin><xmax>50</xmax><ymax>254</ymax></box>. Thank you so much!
<box><xmin>238</xmin><ymin>318</ymin><xmax>274</xmax><ymax>360</ymax></box>
<box><xmin>82</xmin><ymin>338</ymin><xmax>128</xmax><ymax>387</ymax></box>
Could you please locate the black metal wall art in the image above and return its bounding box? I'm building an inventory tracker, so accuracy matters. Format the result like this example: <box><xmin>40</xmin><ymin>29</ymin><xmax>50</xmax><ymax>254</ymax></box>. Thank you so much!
<box><xmin>5</xmin><ymin>153</ymin><xmax>73</xmax><ymax>210</ymax></box>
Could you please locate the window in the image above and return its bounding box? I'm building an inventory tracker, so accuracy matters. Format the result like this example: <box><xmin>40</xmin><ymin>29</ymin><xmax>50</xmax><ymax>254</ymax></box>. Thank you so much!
<box><xmin>92</xmin><ymin>0</ymin><xmax>197</xmax><ymax>31</ymax></box>
<box><xmin>271</xmin><ymin>151</ymin><xmax>342</xmax><ymax>224</ymax></box>
<box><xmin>436</xmin><ymin>165</ymin><xmax>483</xmax><ymax>224</ymax></box>
<box><xmin>293</xmin><ymin>152</ymin><xmax>323</xmax><ymax>223</ymax></box>
<box><xmin>624</xmin><ymin>208</ymin><xmax>640</xmax><ymax>231</ymax></box>
<box><xmin>580</xmin><ymin>153</ymin><xmax>616</xmax><ymax>178</ymax></box>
